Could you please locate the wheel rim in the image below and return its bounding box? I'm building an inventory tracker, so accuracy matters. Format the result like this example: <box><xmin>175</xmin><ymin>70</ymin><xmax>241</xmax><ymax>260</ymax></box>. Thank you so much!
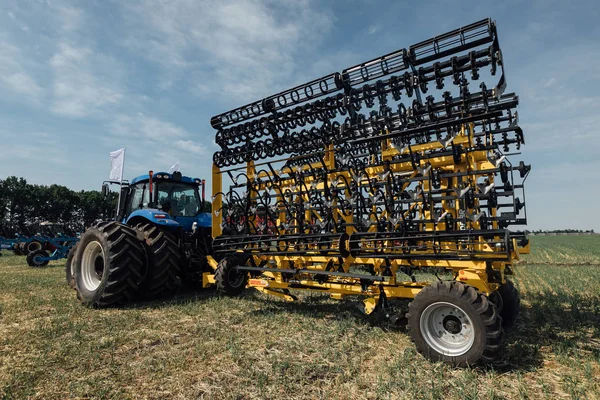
<box><xmin>81</xmin><ymin>241</ymin><xmax>105</xmax><ymax>291</ymax></box>
<box><xmin>28</xmin><ymin>242</ymin><xmax>42</xmax><ymax>252</ymax></box>
<box><xmin>70</xmin><ymin>257</ymin><xmax>76</xmax><ymax>277</ymax></box>
<box><xmin>33</xmin><ymin>254</ymin><xmax>44</xmax><ymax>266</ymax></box>
<box><xmin>420</xmin><ymin>301</ymin><xmax>475</xmax><ymax>357</ymax></box>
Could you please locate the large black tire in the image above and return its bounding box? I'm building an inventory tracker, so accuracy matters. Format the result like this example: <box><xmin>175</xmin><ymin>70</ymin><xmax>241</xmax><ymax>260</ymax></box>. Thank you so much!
<box><xmin>135</xmin><ymin>223</ymin><xmax>181</xmax><ymax>299</ymax></box>
<box><xmin>25</xmin><ymin>240</ymin><xmax>43</xmax><ymax>255</ymax></box>
<box><xmin>74</xmin><ymin>222</ymin><xmax>145</xmax><ymax>308</ymax></box>
<box><xmin>27</xmin><ymin>249</ymin><xmax>50</xmax><ymax>267</ymax></box>
<box><xmin>65</xmin><ymin>243</ymin><xmax>79</xmax><ymax>289</ymax></box>
<box><xmin>496</xmin><ymin>279</ymin><xmax>520</xmax><ymax>328</ymax></box>
<box><xmin>407</xmin><ymin>281</ymin><xmax>502</xmax><ymax>366</ymax></box>
<box><xmin>215</xmin><ymin>255</ymin><xmax>249</xmax><ymax>296</ymax></box>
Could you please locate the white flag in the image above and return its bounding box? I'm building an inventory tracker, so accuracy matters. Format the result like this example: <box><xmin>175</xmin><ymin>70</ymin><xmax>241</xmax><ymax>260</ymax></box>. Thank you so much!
<box><xmin>168</xmin><ymin>161</ymin><xmax>180</xmax><ymax>174</ymax></box>
<box><xmin>109</xmin><ymin>148</ymin><xmax>126</xmax><ymax>182</ymax></box>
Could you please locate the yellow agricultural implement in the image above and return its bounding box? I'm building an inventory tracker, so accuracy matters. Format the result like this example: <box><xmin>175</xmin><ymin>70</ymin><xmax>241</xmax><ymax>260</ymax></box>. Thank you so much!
<box><xmin>206</xmin><ymin>18</ymin><xmax>530</xmax><ymax>366</ymax></box>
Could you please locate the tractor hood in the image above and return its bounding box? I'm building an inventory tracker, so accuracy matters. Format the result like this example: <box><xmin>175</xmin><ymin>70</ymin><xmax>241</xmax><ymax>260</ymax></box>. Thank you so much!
<box><xmin>125</xmin><ymin>210</ymin><xmax>211</xmax><ymax>232</ymax></box>
<box><xmin>125</xmin><ymin>209</ymin><xmax>180</xmax><ymax>228</ymax></box>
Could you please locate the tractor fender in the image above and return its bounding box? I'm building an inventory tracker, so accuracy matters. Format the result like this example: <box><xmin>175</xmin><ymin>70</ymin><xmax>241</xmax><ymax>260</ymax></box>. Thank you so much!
<box><xmin>125</xmin><ymin>209</ymin><xmax>181</xmax><ymax>229</ymax></box>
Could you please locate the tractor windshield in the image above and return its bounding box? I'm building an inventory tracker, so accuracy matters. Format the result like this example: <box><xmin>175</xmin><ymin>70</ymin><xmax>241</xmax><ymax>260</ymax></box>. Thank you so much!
<box><xmin>155</xmin><ymin>182</ymin><xmax>201</xmax><ymax>217</ymax></box>
<box><xmin>125</xmin><ymin>181</ymin><xmax>202</xmax><ymax>217</ymax></box>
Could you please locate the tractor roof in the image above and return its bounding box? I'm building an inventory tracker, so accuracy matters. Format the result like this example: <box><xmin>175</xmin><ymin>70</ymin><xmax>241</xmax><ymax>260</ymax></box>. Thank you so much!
<box><xmin>130</xmin><ymin>172</ymin><xmax>201</xmax><ymax>185</ymax></box>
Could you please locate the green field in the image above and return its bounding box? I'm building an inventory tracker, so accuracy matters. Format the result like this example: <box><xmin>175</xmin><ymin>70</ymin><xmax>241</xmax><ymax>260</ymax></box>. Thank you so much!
<box><xmin>520</xmin><ymin>235</ymin><xmax>600</xmax><ymax>265</ymax></box>
<box><xmin>1</xmin><ymin>235</ymin><xmax>599</xmax><ymax>399</ymax></box>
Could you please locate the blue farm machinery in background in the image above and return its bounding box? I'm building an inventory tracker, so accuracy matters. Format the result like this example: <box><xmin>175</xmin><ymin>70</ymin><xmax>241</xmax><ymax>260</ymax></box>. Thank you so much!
<box><xmin>67</xmin><ymin>170</ymin><xmax>213</xmax><ymax>304</ymax></box>
<box><xmin>1</xmin><ymin>223</ymin><xmax>79</xmax><ymax>265</ymax></box>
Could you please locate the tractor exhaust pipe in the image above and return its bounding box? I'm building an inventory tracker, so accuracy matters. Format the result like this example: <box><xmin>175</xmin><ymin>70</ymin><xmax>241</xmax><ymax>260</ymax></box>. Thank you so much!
<box><xmin>148</xmin><ymin>170</ymin><xmax>154</xmax><ymax>206</ymax></box>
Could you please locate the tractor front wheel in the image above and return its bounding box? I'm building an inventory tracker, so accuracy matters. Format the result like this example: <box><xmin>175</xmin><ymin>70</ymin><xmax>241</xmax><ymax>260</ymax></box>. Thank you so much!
<box><xmin>215</xmin><ymin>255</ymin><xmax>249</xmax><ymax>296</ymax></box>
<box><xmin>27</xmin><ymin>249</ymin><xmax>50</xmax><ymax>267</ymax></box>
<box><xmin>407</xmin><ymin>281</ymin><xmax>502</xmax><ymax>366</ymax></box>
<box><xmin>74</xmin><ymin>222</ymin><xmax>145</xmax><ymax>308</ymax></box>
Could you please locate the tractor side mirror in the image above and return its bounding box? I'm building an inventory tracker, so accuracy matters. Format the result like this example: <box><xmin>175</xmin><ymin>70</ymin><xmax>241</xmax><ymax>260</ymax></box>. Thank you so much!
<box><xmin>101</xmin><ymin>183</ymin><xmax>110</xmax><ymax>199</ymax></box>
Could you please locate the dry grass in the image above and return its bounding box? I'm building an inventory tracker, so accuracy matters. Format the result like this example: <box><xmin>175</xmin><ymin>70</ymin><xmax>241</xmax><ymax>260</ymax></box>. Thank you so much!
<box><xmin>1</xmin><ymin>235</ymin><xmax>600</xmax><ymax>399</ymax></box>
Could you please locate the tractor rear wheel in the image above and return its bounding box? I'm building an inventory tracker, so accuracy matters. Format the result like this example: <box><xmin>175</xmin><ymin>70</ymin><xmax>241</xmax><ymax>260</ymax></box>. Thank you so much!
<box><xmin>25</xmin><ymin>240</ymin><xmax>43</xmax><ymax>255</ymax></box>
<box><xmin>215</xmin><ymin>255</ymin><xmax>249</xmax><ymax>296</ymax></box>
<box><xmin>135</xmin><ymin>224</ymin><xmax>181</xmax><ymax>299</ymax></box>
<box><xmin>65</xmin><ymin>243</ymin><xmax>79</xmax><ymax>289</ymax></box>
<box><xmin>74</xmin><ymin>222</ymin><xmax>145</xmax><ymax>308</ymax></box>
<box><xmin>496</xmin><ymin>279</ymin><xmax>520</xmax><ymax>327</ymax></box>
<box><xmin>407</xmin><ymin>281</ymin><xmax>502</xmax><ymax>366</ymax></box>
<box><xmin>27</xmin><ymin>249</ymin><xmax>50</xmax><ymax>267</ymax></box>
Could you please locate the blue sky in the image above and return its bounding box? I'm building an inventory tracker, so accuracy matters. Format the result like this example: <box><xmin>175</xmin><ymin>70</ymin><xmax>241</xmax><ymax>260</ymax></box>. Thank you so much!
<box><xmin>0</xmin><ymin>0</ymin><xmax>598</xmax><ymax>230</ymax></box>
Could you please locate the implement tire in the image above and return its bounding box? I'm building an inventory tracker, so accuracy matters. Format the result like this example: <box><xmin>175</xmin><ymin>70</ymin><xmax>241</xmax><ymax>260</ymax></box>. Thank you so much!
<box><xmin>135</xmin><ymin>223</ymin><xmax>181</xmax><ymax>299</ymax></box>
<box><xmin>407</xmin><ymin>281</ymin><xmax>502</xmax><ymax>367</ymax></box>
<box><xmin>27</xmin><ymin>249</ymin><xmax>50</xmax><ymax>267</ymax></box>
<box><xmin>496</xmin><ymin>279</ymin><xmax>520</xmax><ymax>328</ymax></box>
<box><xmin>65</xmin><ymin>243</ymin><xmax>79</xmax><ymax>289</ymax></box>
<box><xmin>25</xmin><ymin>240</ymin><xmax>43</xmax><ymax>255</ymax></box>
<box><xmin>215</xmin><ymin>255</ymin><xmax>249</xmax><ymax>296</ymax></box>
<box><xmin>74</xmin><ymin>222</ymin><xmax>145</xmax><ymax>308</ymax></box>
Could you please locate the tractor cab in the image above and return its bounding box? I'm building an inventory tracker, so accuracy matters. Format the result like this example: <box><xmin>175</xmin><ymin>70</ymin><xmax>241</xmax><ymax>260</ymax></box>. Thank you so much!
<box><xmin>118</xmin><ymin>171</ymin><xmax>210</xmax><ymax>233</ymax></box>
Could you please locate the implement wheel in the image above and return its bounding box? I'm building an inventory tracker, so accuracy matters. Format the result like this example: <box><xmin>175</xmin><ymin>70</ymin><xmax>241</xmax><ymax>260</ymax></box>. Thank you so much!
<box><xmin>135</xmin><ymin>223</ymin><xmax>181</xmax><ymax>299</ymax></box>
<box><xmin>25</xmin><ymin>240</ymin><xmax>43</xmax><ymax>255</ymax></box>
<box><xmin>496</xmin><ymin>279</ymin><xmax>520</xmax><ymax>327</ymax></box>
<box><xmin>27</xmin><ymin>249</ymin><xmax>50</xmax><ymax>267</ymax></box>
<box><xmin>407</xmin><ymin>281</ymin><xmax>502</xmax><ymax>366</ymax></box>
<box><xmin>215</xmin><ymin>255</ymin><xmax>249</xmax><ymax>296</ymax></box>
<box><xmin>65</xmin><ymin>243</ymin><xmax>79</xmax><ymax>289</ymax></box>
<box><xmin>74</xmin><ymin>222</ymin><xmax>145</xmax><ymax>308</ymax></box>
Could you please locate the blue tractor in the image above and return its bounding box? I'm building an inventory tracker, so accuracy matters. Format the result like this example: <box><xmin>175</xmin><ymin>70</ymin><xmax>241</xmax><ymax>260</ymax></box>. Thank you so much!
<box><xmin>69</xmin><ymin>170</ymin><xmax>213</xmax><ymax>307</ymax></box>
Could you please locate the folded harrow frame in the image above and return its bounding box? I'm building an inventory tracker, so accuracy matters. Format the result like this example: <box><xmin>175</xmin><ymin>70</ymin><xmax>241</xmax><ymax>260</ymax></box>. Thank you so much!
<box><xmin>207</xmin><ymin>18</ymin><xmax>531</xmax><ymax>365</ymax></box>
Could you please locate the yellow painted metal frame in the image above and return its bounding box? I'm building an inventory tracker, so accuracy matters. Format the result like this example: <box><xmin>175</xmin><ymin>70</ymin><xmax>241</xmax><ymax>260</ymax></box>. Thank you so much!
<box><xmin>207</xmin><ymin>122</ymin><xmax>527</xmax><ymax>302</ymax></box>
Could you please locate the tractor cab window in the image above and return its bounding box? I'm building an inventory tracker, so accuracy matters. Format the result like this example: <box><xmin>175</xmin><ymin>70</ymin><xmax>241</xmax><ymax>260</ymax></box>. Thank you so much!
<box><xmin>125</xmin><ymin>183</ymin><xmax>150</xmax><ymax>215</ymax></box>
<box><xmin>156</xmin><ymin>182</ymin><xmax>200</xmax><ymax>217</ymax></box>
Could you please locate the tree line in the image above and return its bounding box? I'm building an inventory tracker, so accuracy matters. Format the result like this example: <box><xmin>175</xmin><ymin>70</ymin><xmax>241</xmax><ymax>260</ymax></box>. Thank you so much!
<box><xmin>528</xmin><ymin>229</ymin><xmax>596</xmax><ymax>234</ymax></box>
<box><xmin>0</xmin><ymin>176</ymin><xmax>118</xmax><ymax>235</ymax></box>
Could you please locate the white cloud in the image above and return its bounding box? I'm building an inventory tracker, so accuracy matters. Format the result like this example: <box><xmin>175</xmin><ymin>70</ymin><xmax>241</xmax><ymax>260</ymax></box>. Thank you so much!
<box><xmin>56</xmin><ymin>3</ymin><xmax>84</xmax><ymax>33</ymax></box>
<box><xmin>0</xmin><ymin>41</ymin><xmax>44</xmax><ymax>103</ymax></box>
<box><xmin>110</xmin><ymin>113</ymin><xmax>189</xmax><ymax>142</ymax></box>
<box><xmin>122</xmin><ymin>0</ymin><xmax>333</xmax><ymax>102</ymax></box>
<box><xmin>174</xmin><ymin>140</ymin><xmax>206</xmax><ymax>155</ymax></box>
<box><xmin>49</xmin><ymin>42</ymin><xmax>124</xmax><ymax>118</ymax></box>
<box><xmin>0</xmin><ymin>130</ymin><xmax>68</xmax><ymax>165</ymax></box>
<box><xmin>105</xmin><ymin>114</ymin><xmax>212</xmax><ymax>181</ymax></box>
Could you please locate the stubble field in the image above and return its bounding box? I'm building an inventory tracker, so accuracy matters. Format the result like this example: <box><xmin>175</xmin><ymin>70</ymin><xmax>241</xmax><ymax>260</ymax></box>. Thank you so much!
<box><xmin>1</xmin><ymin>235</ymin><xmax>599</xmax><ymax>399</ymax></box>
